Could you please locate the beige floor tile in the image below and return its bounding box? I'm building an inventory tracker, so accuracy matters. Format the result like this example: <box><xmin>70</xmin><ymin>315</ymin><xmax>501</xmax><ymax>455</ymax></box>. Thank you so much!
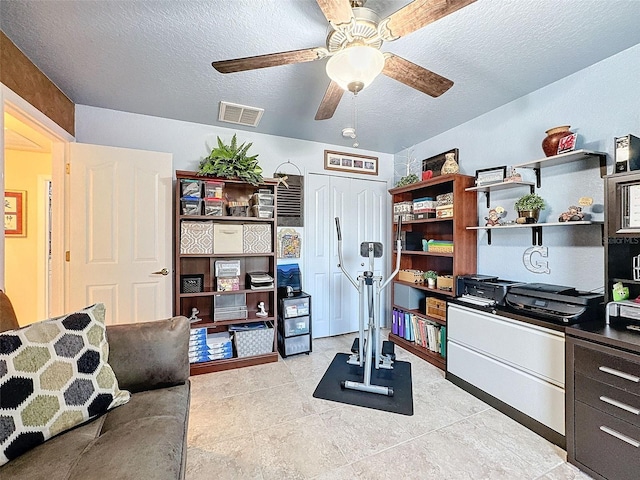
<box><xmin>538</xmin><ymin>462</ymin><xmax>595</xmax><ymax>479</ymax></box>
<box><xmin>189</xmin><ymin>368</ymin><xmax>251</xmax><ymax>403</ymax></box>
<box><xmin>186</xmin><ymin>331</ymin><xmax>591</xmax><ymax>480</ymax></box>
<box><xmin>467</xmin><ymin>408</ymin><xmax>566</xmax><ymax>477</ymax></box>
<box><xmin>243</xmin><ymin>382</ymin><xmax>315</xmax><ymax>432</ymax></box>
<box><xmin>237</xmin><ymin>358</ymin><xmax>297</xmax><ymax>391</ymax></box>
<box><xmin>283</xmin><ymin>350</ymin><xmax>335</xmax><ymax>382</ymax></box>
<box><xmin>187</xmin><ymin>394</ymin><xmax>251</xmax><ymax>446</ymax></box>
<box><xmin>254</xmin><ymin>415</ymin><xmax>347</xmax><ymax>480</ymax></box>
<box><xmin>186</xmin><ymin>437</ymin><xmax>263</xmax><ymax>480</ymax></box>
<box><xmin>295</xmin><ymin>376</ymin><xmax>343</xmax><ymax>415</ymax></box>
<box><xmin>319</xmin><ymin>404</ymin><xmax>413</xmax><ymax>459</ymax></box>
<box><xmin>414</xmin><ymin>418</ymin><xmax>542</xmax><ymax>479</ymax></box>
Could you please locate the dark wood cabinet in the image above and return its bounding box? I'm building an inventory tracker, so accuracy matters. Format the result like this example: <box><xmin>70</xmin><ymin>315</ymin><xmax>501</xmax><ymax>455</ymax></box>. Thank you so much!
<box><xmin>566</xmin><ymin>333</ymin><xmax>640</xmax><ymax>480</ymax></box>
<box><xmin>174</xmin><ymin>171</ymin><xmax>279</xmax><ymax>375</ymax></box>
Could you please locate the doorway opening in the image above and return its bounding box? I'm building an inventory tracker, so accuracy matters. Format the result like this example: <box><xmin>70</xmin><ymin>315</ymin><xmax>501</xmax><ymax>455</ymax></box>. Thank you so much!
<box><xmin>2</xmin><ymin>87</ymin><xmax>72</xmax><ymax>325</ymax></box>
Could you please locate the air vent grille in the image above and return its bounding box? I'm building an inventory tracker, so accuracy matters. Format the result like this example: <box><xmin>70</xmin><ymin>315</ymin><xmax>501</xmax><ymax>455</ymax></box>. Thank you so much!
<box><xmin>219</xmin><ymin>101</ymin><xmax>264</xmax><ymax>127</ymax></box>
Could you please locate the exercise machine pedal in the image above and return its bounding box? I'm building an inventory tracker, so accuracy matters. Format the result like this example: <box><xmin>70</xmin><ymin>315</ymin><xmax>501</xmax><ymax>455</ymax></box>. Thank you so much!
<box><xmin>382</xmin><ymin>340</ymin><xmax>396</xmax><ymax>362</ymax></box>
<box><xmin>351</xmin><ymin>337</ymin><xmax>359</xmax><ymax>354</ymax></box>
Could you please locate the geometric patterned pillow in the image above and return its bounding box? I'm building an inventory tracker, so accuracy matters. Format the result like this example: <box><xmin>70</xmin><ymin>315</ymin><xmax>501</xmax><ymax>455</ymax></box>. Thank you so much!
<box><xmin>0</xmin><ymin>303</ymin><xmax>130</xmax><ymax>466</ymax></box>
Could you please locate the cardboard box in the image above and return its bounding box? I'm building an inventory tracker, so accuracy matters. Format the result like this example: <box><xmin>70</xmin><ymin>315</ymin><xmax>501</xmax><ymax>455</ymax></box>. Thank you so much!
<box><xmin>437</xmin><ymin>275</ymin><xmax>454</xmax><ymax>292</ymax></box>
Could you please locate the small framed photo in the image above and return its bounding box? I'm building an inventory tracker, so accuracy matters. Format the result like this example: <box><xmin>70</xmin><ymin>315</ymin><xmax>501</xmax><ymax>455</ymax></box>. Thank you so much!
<box><xmin>4</xmin><ymin>190</ymin><xmax>26</xmax><ymax>236</ymax></box>
<box><xmin>475</xmin><ymin>166</ymin><xmax>507</xmax><ymax>186</ymax></box>
<box><xmin>557</xmin><ymin>133</ymin><xmax>577</xmax><ymax>154</ymax></box>
<box><xmin>324</xmin><ymin>150</ymin><xmax>378</xmax><ymax>176</ymax></box>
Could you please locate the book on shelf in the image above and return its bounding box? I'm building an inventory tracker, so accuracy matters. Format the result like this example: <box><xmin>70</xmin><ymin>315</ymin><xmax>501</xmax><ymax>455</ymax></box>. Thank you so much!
<box><xmin>392</xmin><ymin>308</ymin><xmax>445</xmax><ymax>357</ymax></box>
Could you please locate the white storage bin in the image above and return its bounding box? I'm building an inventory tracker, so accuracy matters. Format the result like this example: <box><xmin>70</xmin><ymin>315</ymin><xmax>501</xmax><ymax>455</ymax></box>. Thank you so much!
<box><xmin>213</xmin><ymin>224</ymin><xmax>243</xmax><ymax>254</ymax></box>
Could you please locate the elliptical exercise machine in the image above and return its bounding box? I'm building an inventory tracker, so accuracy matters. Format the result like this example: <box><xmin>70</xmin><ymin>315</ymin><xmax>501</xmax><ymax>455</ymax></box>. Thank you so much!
<box><xmin>334</xmin><ymin>217</ymin><xmax>402</xmax><ymax>397</ymax></box>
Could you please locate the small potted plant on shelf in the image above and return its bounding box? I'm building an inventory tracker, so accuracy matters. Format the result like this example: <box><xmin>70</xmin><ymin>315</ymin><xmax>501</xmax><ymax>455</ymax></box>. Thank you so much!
<box><xmin>424</xmin><ymin>270</ymin><xmax>438</xmax><ymax>288</ymax></box>
<box><xmin>514</xmin><ymin>193</ymin><xmax>545</xmax><ymax>224</ymax></box>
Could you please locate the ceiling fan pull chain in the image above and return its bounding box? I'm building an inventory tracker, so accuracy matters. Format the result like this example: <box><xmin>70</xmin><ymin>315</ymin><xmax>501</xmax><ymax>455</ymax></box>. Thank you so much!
<box><xmin>353</xmin><ymin>93</ymin><xmax>359</xmax><ymax>148</ymax></box>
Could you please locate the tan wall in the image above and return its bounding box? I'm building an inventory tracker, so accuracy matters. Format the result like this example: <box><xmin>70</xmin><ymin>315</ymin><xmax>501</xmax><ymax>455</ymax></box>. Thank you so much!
<box><xmin>0</xmin><ymin>31</ymin><xmax>74</xmax><ymax>136</ymax></box>
<box><xmin>5</xmin><ymin>149</ymin><xmax>52</xmax><ymax>325</ymax></box>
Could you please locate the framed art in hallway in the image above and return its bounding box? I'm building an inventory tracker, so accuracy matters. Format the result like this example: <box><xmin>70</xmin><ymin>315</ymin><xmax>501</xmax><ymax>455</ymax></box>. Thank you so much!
<box><xmin>4</xmin><ymin>190</ymin><xmax>26</xmax><ymax>236</ymax></box>
<box><xmin>324</xmin><ymin>150</ymin><xmax>378</xmax><ymax>176</ymax></box>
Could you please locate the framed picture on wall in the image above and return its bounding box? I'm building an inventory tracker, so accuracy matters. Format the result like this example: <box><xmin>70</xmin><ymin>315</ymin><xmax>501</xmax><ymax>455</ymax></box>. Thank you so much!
<box><xmin>324</xmin><ymin>150</ymin><xmax>378</xmax><ymax>176</ymax></box>
<box><xmin>4</xmin><ymin>190</ymin><xmax>26</xmax><ymax>236</ymax></box>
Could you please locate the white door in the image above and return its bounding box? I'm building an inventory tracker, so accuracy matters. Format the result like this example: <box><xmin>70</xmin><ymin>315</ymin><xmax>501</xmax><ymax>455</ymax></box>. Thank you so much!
<box><xmin>306</xmin><ymin>173</ymin><xmax>389</xmax><ymax>338</ymax></box>
<box><xmin>68</xmin><ymin>143</ymin><xmax>173</xmax><ymax>325</ymax></box>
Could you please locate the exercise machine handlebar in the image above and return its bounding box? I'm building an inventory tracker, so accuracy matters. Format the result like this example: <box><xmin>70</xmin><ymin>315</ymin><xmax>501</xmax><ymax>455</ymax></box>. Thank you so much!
<box><xmin>335</xmin><ymin>217</ymin><xmax>359</xmax><ymax>290</ymax></box>
<box><xmin>380</xmin><ymin>217</ymin><xmax>402</xmax><ymax>290</ymax></box>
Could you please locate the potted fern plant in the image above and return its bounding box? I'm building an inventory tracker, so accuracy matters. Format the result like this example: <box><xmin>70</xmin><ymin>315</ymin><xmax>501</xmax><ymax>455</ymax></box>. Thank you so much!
<box><xmin>198</xmin><ymin>134</ymin><xmax>263</xmax><ymax>186</ymax></box>
<box><xmin>514</xmin><ymin>193</ymin><xmax>545</xmax><ymax>223</ymax></box>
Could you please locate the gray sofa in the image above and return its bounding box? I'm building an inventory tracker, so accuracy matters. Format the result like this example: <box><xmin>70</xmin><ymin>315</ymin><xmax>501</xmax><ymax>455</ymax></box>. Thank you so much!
<box><xmin>0</xmin><ymin>292</ymin><xmax>191</xmax><ymax>480</ymax></box>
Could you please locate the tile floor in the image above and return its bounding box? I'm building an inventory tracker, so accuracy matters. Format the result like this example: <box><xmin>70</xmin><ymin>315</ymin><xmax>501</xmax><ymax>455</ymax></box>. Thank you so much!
<box><xmin>186</xmin><ymin>332</ymin><xmax>593</xmax><ymax>480</ymax></box>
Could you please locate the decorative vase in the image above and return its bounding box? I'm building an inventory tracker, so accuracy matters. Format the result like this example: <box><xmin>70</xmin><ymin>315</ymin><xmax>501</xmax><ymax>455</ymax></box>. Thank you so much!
<box><xmin>427</xmin><ymin>278</ymin><xmax>436</xmax><ymax>288</ymax></box>
<box><xmin>440</xmin><ymin>152</ymin><xmax>459</xmax><ymax>174</ymax></box>
<box><xmin>517</xmin><ymin>209</ymin><xmax>540</xmax><ymax>224</ymax></box>
<box><xmin>541</xmin><ymin>125</ymin><xmax>571</xmax><ymax>157</ymax></box>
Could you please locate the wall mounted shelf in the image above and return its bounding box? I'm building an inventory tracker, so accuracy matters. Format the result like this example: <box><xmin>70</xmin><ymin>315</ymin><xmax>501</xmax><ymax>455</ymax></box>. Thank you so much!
<box><xmin>513</xmin><ymin>149</ymin><xmax>607</xmax><ymax>188</ymax></box>
<box><xmin>467</xmin><ymin>220</ymin><xmax>604</xmax><ymax>245</ymax></box>
<box><xmin>466</xmin><ymin>180</ymin><xmax>535</xmax><ymax>207</ymax></box>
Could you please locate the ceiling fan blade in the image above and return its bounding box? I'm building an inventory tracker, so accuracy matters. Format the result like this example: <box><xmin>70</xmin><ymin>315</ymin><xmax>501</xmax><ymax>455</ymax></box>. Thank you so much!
<box><xmin>383</xmin><ymin>54</ymin><xmax>453</xmax><ymax>97</ymax></box>
<box><xmin>315</xmin><ymin>81</ymin><xmax>344</xmax><ymax>120</ymax></box>
<box><xmin>316</xmin><ymin>0</ymin><xmax>354</xmax><ymax>26</ymax></box>
<box><xmin>212</xmin><ymin>47</ymin><xmax>327</xmax><ymax>73</ymax></box>
<box><xmin>383</xmin><ymin>0</ymin><xmax>476</xmax><ymax>40</ymax></box>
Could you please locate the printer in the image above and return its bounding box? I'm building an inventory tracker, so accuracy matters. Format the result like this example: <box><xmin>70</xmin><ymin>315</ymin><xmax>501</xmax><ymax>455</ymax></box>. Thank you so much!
<box><xmin>505</xmin><ymin>283</ymin><xmax>603</xmax><ymax>324</ymax></box>
<box><xmin>456</xmin><ymin>275</ymin><xmax>524</xmax><ymax>306</ymax></box>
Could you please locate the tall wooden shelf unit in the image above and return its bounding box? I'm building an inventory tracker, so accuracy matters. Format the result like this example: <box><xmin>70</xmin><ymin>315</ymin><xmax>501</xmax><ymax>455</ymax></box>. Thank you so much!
<box><xmin>389</xmin><ymin>174</ymin><xmax>477</xmax><ymax>370</ymax></box>
<box><xmin>174</xmin><ymin>170</ymin><xmax>279</xmax><ymax>375</ymax></box>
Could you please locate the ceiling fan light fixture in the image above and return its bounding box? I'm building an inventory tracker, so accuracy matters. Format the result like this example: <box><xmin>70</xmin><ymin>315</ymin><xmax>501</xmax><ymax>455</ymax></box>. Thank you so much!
<box><xmin>326</xmin><ymin>45</ymin><xmax>385</xmax><ymax>93</ymax></box>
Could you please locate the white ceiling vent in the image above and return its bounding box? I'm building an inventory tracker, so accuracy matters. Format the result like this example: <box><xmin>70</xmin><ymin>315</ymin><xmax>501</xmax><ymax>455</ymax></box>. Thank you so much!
<box><xmin>218</xmin><ymin>101</ymin><xmax>264</xmax><ymax>127</ymax></box>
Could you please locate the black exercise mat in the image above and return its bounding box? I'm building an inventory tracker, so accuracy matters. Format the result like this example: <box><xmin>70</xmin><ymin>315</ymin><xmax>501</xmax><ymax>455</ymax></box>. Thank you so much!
<box><xmin>313</xmin><ymin>353</ymin><xmax>413</xmax><ymax>415</ymax></box>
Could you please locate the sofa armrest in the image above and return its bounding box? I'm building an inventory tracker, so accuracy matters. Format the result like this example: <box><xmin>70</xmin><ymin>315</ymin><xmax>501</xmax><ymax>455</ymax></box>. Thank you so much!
<box><xmin>106</xmin><ymin>316</ymin><xmax>190</xmax><ymax>393</ymax></box>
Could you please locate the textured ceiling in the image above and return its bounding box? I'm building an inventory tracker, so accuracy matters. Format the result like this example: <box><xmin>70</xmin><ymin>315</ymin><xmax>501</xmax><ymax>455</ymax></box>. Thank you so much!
<box><xmin>1</xmin><ymin>0</ymin><xmax>639</xmax><ymax>154</ymax></box>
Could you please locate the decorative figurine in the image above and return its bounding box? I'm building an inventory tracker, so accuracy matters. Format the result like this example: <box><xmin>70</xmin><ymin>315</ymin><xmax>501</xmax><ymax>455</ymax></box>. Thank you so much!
<box><xmin>504</xmin><ymin>167</ymin><xmax>522</xmax><ymax>182</ymax></box>
<box><xmin>485</xmin><ymin>206</ymin><xmax>505</xmax><ymax>226</ymax></box>
<box><xmin>558</xmin><ymin>205</ymin><xmax>584</xmax><ymax>222</ymax></box>
<box><xmin>256</xmin><ymin>301</ymin><xmax>268</xmax><ymax>317</ymax></box>
<box><xmin>188</xmin><ymin>307</ymin><xmax>200</xmax><ymax>323</ymax></box>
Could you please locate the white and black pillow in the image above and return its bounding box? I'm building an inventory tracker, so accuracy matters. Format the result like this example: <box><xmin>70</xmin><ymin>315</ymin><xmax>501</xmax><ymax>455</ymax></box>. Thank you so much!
<box><xmin>0</xmin><ymin>303</ymin><xmax>129</xmax><ymax>465</ymax></box>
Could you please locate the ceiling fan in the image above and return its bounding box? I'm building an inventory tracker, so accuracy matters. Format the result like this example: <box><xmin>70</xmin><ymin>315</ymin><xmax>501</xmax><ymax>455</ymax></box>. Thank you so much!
<box><xmin>212</xmin><ymin>0</ymin><xmax>476</xmax><ymax>120</ymax></box>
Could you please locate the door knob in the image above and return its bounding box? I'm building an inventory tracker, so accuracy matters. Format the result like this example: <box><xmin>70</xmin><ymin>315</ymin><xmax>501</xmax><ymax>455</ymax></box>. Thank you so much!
<box><xmin>152</xmin><ymin>268</ymin><xmax>169</xmax><ymax>276</ymax></box>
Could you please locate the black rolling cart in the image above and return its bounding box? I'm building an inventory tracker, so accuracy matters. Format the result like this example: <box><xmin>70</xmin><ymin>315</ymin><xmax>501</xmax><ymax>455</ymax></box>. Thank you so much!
<box><xmin>277</xmin><ymin>292</ymin><xmax>312</xmax><ymax>357</ymax></box>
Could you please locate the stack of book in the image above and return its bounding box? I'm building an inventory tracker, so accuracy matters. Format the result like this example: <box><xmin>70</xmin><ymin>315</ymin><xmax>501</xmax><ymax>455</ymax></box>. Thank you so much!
<box><xmin>392</xmin><ymin>308</ymin><xmax>446</xmax><ymax>358</ymax></box>
<box><xmin>188</xmin><ymin>328</ymin><xmax>233</xmax><ymax>363</ymax></box>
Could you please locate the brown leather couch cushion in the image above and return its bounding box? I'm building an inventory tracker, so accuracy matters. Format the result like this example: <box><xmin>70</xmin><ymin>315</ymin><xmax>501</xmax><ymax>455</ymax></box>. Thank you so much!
<box><xmin>0</xmin><ymin>290</ymin><xmax>19</xmax><ymax>332</ymax></box>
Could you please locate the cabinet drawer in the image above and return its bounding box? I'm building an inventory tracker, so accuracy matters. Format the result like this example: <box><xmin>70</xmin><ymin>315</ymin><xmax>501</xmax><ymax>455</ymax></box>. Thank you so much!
<box><xmin>574</xmin><ymin>401</ymin><xmax>640</xmax><ymax>480</ymax></box>
<box><xmin>448</xmin><ymin>304</ymin><xmax>565</xmax><ymax>385</ymax></box>
<box><xmin>280</xmin><ymin>315</ymin><xmax>310</xmax><ymax>337</ymax></box>
<box><xmin>576</xmin><ymin>373</ymin><xmax>640</xmax><ymax>426</ymax></box>
<box><xmin>448</xmin><ymin>340</ymin><xmax>565</xmax><ymax>434</ymax></box>
<box><xmin>574</xmin><ymin>343</ymin><xmax>640</xmax><ymax>395</ymax></box>
<box><xmin>278</xmin><ymin>332</ymin><xmax>310</xmax><ymax>357</ymax></box>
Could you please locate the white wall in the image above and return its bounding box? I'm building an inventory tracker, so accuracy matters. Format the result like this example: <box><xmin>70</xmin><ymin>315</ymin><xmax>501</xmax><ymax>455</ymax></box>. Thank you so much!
<box><xmin>394</xmin><ymin>43</ymin><xmax>640</xmax><ymax>291</ymax></box>
<box><xmin>74</xmin><ymin>106</ymin><xmax>395</xmax><ymax>291</ymax></box>
<box><xmin>75</xmin><ymin>106</ymin><xmax>394</xmax><ymax>181</ymax></box>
